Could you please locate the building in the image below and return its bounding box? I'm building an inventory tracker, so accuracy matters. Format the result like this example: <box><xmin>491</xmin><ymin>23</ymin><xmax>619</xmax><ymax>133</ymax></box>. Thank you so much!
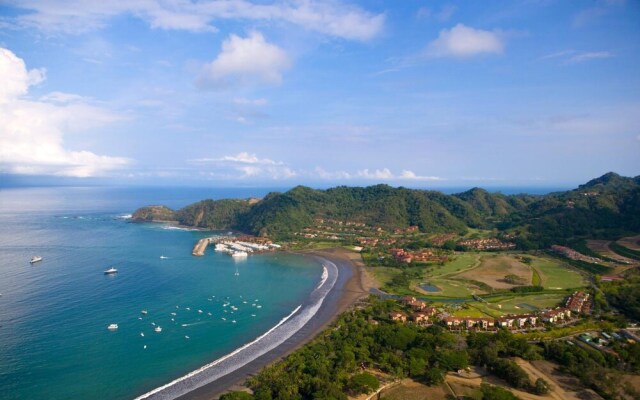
<box><xmin>401</xmin><ymin>296</ymin><xmax>427</xmax><ymax>311</ymax></box>
<box><xmin>389</xmin><ymin>312</ymin><xmax>407</xmax><ymax>322</ymax></box>
<box><xmin>412</xmin><ymin>312</ymin><xmax>429</xmax><ymax>324</ymax></box>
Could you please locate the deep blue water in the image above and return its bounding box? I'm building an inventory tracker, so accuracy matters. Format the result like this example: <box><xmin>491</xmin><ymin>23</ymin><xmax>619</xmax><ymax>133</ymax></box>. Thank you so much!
<box><xmin>0</xmin><ymin>187</ymin><xmax>321</xmax><ymax>400</ymax></box>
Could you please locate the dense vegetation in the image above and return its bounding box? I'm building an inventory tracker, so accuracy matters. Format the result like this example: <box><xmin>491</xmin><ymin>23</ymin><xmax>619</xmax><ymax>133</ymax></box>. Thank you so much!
<box><xmin>132</xmin><ymin>173</ymin><xmax>640</xmax><ymax>244</ymax></box>
<box><xmin>219</xmin><ymin>297</ymin><xmax>638</xmax><ymax>400</ymax></box>
<box><xmin>601</xmin><ymin>273</ymin><xmax>640</xmax><ymax>321</ymax></box>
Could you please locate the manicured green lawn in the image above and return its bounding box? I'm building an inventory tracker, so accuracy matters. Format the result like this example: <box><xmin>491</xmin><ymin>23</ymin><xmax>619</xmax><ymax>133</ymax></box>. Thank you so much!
<box><xmin>464</xmin><ymin>293</ymin><xmax>568</xmax><ymax>317</ymax></box>
<box><xmin>428</xmin><ymin>253</ymin><xmax>481</xmax><ymax>277</ymax></box>
<box><xmin>530</xmin><ymin>255</ymin><xmax>587</xmax><ymax>289</ymax></box>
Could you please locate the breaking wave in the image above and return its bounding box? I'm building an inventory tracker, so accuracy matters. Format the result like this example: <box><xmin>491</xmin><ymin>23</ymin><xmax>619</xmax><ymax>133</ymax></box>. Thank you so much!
<box><xmin>134</xmin><ymin>258</ymin><xmax>339</xmax><ymax>400</ymax></box>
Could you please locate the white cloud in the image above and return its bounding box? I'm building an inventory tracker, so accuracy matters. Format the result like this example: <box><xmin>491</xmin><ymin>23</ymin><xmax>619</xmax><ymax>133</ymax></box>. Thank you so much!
<box><xmin>357</xmin><ymin>168</ymin><xmax>394</xmax><ymax>179</ymax></box>
<box><xmin>197</xmin><ymin>31</ymin><xmax>291</xmax><ymax>89</ymax></box>
<box><xmin>0</xmin><ymin>47</ymin><xmax>129</xmax><ymax>177</ymax></box>
<box><xmin>355</xmin><ymin>168</ymin><xmax>442</xmax><ymax>181</ymax></box>
<box><xmin>188</xmin><ymin>153</ymin><xmax>443</xmax><ymax>182</ymax></box>
<box><xmin>426</xmin><ymin>24</ymin><xmax>504</xmax><ymax>58</ymax></box>
<box><xmin>567</xmin><ymin>51</ymin><xmax>612</xmax><ymax>64</ymax></box>
<box><xmin>540</xmin><ymin>50</ymin><xmax>613</xmax><ymax>65</ymax></box>
<box><xmin>6</xmin><ymin>0</ymin><xmax>384</xmax><ymax>41</ymax></box>
<box><xmin>38</xmin><ymin>91</ymin><xmax>90</xmax><ymax>103</ymax></box>
<box><xmin>399</xmin><ymin>170</ymin><xmax>443</xmax><ymax>181</ymax></box>
<box><xmin>189</xmin><ymin>152</ymin><xmax>295</xmax><ymax>179</ymax></box>
<box><xmin>313</xmin><ymin>167</ymin><xmax>352</xmax><ymax>180</ymax></box>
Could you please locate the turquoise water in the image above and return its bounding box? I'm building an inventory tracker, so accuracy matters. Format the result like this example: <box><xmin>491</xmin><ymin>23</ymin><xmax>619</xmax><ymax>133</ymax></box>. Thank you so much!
<box><xmin>0</xmin><ymin>187</ymin><xmax>321</xmax><ymax>400</ymax></box>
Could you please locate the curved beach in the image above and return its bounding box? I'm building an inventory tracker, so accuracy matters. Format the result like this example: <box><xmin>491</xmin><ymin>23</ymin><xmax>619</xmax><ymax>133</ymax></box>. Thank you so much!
<box><xmin>136</xmin><ymin>248</ymin><xmax>367</xmax><ymax>400</ymax></box>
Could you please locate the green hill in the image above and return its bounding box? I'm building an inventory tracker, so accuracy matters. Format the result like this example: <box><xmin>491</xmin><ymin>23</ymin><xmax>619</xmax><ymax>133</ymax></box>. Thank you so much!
<box><xmin>131</xmin><ymin>173</ymin><xmax>640</xmax><ymax>244</ymax></box>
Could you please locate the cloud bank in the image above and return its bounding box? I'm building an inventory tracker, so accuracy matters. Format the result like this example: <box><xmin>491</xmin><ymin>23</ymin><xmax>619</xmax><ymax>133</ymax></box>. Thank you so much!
<box><xmin>0</xmin><ymin>48</ymin><xmax>129</xmax><ymax>177</ymax></box>
<box><xmin>5</xmin><ymin>0</ymin><xmax>384</xmax><ymax>41</ymax></box>
<box><xmin>190</xmin><ymin>152</ymin><xmax>442</xmax><ymax>182</ymax></box>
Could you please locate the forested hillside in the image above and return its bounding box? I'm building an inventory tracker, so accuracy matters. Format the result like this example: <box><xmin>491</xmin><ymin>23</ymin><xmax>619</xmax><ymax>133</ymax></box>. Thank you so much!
<box><xmin>132</xmin><ymin>173</ymin><xmax>640</xmax><ymax>245</ymax></box>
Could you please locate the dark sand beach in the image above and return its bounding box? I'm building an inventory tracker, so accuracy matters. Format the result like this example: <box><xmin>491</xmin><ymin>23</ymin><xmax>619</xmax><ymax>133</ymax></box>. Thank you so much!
<box><xmin>177</xmin><ymin>247</ymin><xmax>370</xmax><ymax>400</ymax></box>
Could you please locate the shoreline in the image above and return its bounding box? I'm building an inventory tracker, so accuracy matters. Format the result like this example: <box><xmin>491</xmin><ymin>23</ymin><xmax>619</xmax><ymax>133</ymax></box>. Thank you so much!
<box><xmin>175</xmin><ymin>247</ymin><xmax>370</xmax><ymax>400</ymax></box>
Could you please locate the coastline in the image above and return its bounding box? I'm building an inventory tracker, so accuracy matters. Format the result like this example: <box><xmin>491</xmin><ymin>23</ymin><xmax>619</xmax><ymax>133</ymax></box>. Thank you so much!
<box><xmin>175</xmin><ymin>247</ymin><xmax>370</xmax><ymax>400</ymax></box>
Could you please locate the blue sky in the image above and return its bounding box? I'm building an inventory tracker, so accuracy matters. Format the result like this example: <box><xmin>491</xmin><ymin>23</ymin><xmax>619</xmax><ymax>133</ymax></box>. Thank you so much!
<box><xmin>1</xmin><ymin>0</ymin><xmax>639</xmax><ymax>188</ymax></box>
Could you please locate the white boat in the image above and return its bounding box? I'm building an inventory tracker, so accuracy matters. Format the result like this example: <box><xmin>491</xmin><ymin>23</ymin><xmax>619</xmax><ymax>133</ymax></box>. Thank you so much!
<box><xmin>154</xmin><ymin>326</ymin><xmax>162</xmax><ymax>333</ymax></box>
<box><xmin>214</xmin><ymin>244</ymin><xmax>228</xmax><ymax>252</ymax></box>
<box><xmin>231</xmin><ymin>251</ymin><xmax>248</xmax><ymax>258</ymax></box>
<box><xmin>104</xmin><ymin>267</ymin><xmax>118</xmax><ymax>275</ymax></box>
<box><xmin>30</xmin><ymin>256</ymin><xmax>43</xmax><ymax>263</ymax></box>
<box><xmin>160</xmin><ymin>255</ymin><xmax>168</xmax><ymax>259</ymax></box>
<box><xmin>141</xmin><ymin>310</ymin><xmax>148</xmax><ymax>315</ymax></box>
<box><xmin>107</xmin><ymin>323</ymin><xmax>118</xmax><ymax>330</ymax></box>
<box><xmin>140</xmin><ymin>332</ymin><xmax>144</xmax><ymax>337</ymax></box>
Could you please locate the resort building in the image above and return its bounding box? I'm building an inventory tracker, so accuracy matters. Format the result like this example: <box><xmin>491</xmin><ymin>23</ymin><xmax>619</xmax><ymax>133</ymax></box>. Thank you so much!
<box><xmin>389</xmin><ymin>312</ymin><xmax>407</xmax><ymax>322</ymax></box>
<box><xmin>411</xmin><ymin>312</ymin><xmax>430</xmax><ymax>325</ymax></box>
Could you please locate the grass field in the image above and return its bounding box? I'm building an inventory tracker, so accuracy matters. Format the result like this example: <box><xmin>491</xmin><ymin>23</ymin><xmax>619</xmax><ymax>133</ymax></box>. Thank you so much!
<box><xmin>455</xmin><ymin>254</ymin><xmax>532</xmax><ymax>289</ymax></box>
<box><xmin>378</xmin><ymin>380</ymin><xmax>450</xmax><ymax>400</ymax></box>
<box><xmin>423</xmin><ymin>278</ymin><xmax>486</xmax><ymax>297</ymax></box>
<box><xmin>429</xmin><ymin>253</ymin><xmax>481</xmax><ymax>277</ymax></box>
<box><xmin>451</xmin><ymin>293</ymin><xmax>568</xmax><ymax>318</ymax></box>
<box><xmin>530</xmin><ymin>256</ymin><xmax>587</xmax><ymax>289</ymax></box>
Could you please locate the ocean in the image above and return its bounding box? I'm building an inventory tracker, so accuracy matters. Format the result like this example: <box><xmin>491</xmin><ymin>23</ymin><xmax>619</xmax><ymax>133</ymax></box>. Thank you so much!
<box><xmin>0</xmin><ymin>187</ymin><xmax>324</xmax><ymax>400</ymax></box>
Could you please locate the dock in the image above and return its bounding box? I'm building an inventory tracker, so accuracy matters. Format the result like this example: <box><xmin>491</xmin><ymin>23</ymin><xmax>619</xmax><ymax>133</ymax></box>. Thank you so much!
<box><xmin>192</xmin><ymin>237</ymin><xmax>213</xmax><ymax>256</ymax></box>
<box><xmin>191</xmin><ymin>236</ymin><xmax>281</xmax><ymax>257</ymax></box>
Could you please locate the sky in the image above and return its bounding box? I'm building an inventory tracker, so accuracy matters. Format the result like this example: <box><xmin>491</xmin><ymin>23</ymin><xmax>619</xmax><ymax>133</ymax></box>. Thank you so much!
<box><xmin>0</xmin><ymin>0</ymin><xmax>639</xmax><ymax>188</ymax></box>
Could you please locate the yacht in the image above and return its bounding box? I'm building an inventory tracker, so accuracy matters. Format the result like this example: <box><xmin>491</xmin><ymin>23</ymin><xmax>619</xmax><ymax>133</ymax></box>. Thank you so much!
<box><xmin>141</xmin><ymin>310</ymin><xmax>148</xmax><ymax>315</ymax></box>
<box><xmin>231</xmin><ymin>251</ymin><xmax>248</xmax><ymax>258</ymax></box>
<box><xmin>104</xmin><ymin>267</ymin><xmax>118</xmax><ymax>275</ymax></box>
<box><xmin>160</xmin><ymin>255</ymin><xmax>169</xmax><ymax>259</ymax></box>
<box><xmin>107</xmin><ymin>324</ymin><xmax>118</xmax><ymax>330</ymax></box>
<box><xmin>154</xmin><ymin>326</ymin><xmax>162</xmax><ymax>333</ymax></box>
<box><xmin>30</xmin><ymin>256</ymin><xmax>43</xmax><ymax>264</ymax></box>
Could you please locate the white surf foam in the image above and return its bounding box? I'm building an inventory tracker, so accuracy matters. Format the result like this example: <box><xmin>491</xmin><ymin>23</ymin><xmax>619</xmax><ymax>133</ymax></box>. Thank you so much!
<box><xmin>316</xmin><ymin>265</ymin><xmax>329</xmax><ymax>289</ymax></box>
<box><xmin>134</xmin><ymin>259</ymin><xmax>339</xmax><ymax>400</ymax></box>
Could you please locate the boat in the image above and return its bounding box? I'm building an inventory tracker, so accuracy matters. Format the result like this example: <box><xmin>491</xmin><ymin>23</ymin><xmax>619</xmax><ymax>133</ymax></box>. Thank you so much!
<box><xmin>30</xmin><ymin>256</ymin><xmax>43</xmax><ymax>264</ymax></box>
<box><xmin>104</xmin><ymin>267</ymin><xmax>118</xmax><ymax>275</ymax></box>
<box><xmin>141</xmin><ymin>310</ymin><xmax>148</xmax><ymax>315</ymax></box>
<box><xmin>231</xmin><ymin>251</ymin><xmax>248</xmax><ymax>258</ymax></box>
<box><xmin>160</xmin><ymin>255</ymin><xmax>168</xmax><ymax>259</ymax></box>
<box><xmin>107</xmin><ymin>323</ymin><xmax>118</xmax><ymax>330</ymax></box>
<box><xmin>214</xmin><ymin>244</ymin><xmax>228</xmax><ymax>252</ymax></box>
<box><xmin>140</xmin><ymin>332</ymin><xmax>144</xmax><ymax>337</ymax></box>
<box><xmin>154</xmin><ymin>326</ymin><xmax>162</xmax><ymax>333</ymax></box>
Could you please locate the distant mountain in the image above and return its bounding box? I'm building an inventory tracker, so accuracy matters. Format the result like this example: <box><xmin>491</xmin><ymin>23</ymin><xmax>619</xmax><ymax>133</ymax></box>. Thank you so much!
<box><xmin>131</xmin><ymin>173</ymin><xmax>640</xmax><ymax>246</ymax></box>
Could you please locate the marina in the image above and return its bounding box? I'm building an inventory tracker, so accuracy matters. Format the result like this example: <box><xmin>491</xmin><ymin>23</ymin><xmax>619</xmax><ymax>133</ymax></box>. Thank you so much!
<box><xmin>195</xmin><ymin>236</ymin><xmax>282</xmax><ymax>257</ymax></box>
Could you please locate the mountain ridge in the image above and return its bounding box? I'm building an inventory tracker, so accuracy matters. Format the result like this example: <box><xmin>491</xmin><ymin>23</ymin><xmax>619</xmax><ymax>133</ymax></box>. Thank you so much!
<box><xmin>132</xmin><ymin>173</ymin><xmax>640</xmax><ymax>246</ymax></box>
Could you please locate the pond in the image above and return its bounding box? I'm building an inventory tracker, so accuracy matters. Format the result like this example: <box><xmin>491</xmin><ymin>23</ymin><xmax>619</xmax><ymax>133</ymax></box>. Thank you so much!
<box><xmin>419</xmin><ymin>283</ymin><xmax>442</xmax><ymax>292</ymax></box>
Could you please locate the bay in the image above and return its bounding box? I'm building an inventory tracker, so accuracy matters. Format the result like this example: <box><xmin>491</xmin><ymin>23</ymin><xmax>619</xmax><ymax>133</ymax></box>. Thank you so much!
<box><xmin>0</xmin><ymin>186</ymin><xmax>320</xmax><ymax>400</ymax></box>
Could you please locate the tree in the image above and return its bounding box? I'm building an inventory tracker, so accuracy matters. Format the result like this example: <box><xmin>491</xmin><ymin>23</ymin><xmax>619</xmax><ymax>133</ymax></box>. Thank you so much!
<box><xmin>219</xmin><ymin>392</ymin><xmax>254</xmax><ymax>400</ymax></box>
<box><xmin>424</xmin><ymin>367</ymin><xmax>445</xmax><ymax>385</ymax></box>
<box><xmin>534</xmin><ymin>378</ymin><xmax>550</xmax><ymax>395</ymax></box>
<box><xmin>480</xmin><ymin>383</ymin><xmax>520</xmax><ymax>400</ymax></box>
<box><xmin>346</xmin><ymin>373</ymin><xmax>379</xmax><ymax>395</ymax></box>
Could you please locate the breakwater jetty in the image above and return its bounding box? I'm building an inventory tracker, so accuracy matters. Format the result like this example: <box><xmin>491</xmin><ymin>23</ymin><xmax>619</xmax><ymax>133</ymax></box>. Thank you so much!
<box><xmin>192</xmin><ymin>238</ymin><xmax>213</xmax><ymax>256</ymax></box>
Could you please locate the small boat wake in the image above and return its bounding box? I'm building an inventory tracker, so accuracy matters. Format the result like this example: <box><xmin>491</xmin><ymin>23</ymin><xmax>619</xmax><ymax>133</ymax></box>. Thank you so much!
<box><xmin>134</xmin><ymin>258</ymin><xmax>339</xmax><ymax>400</ymax></box>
